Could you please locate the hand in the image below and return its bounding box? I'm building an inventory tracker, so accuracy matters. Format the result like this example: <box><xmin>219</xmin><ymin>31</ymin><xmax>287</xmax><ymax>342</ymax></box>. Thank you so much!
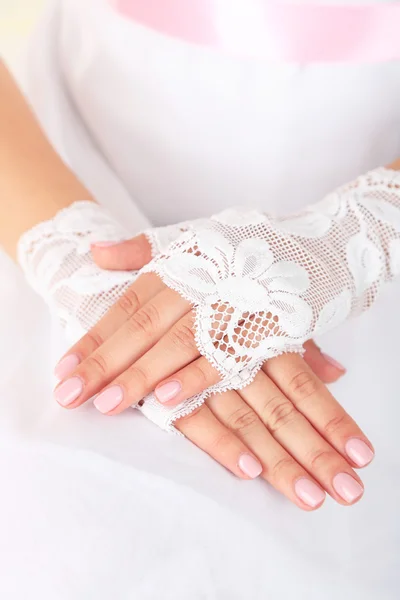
<box><xmin>55</xmin><ymin>234</ymin><xmax>346</xmax><ymax>414</ymax></box>
<box><xmin>175</xmin><ymin>355</ymin><xmax>369</xmax><ymax>509</ymax></box>
<box><xmin>53</xmin><ymin>235</ymin><xmax>374</xmax><ymax>509</ymax></box>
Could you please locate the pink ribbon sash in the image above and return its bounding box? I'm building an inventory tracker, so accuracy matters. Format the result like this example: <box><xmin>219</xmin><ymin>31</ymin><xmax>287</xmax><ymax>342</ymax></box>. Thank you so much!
<box><xmin>113</xmin><ymin>0</ymin><xmax>400</xmax><ymax>62</ymax></box>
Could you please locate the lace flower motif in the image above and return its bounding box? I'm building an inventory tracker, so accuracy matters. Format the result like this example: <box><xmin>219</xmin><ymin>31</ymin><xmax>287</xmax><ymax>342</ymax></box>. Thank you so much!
<box><xmin>146</xmin><ymin>224</ymin><xmax>313</xmax><ymax>380</ymax></box>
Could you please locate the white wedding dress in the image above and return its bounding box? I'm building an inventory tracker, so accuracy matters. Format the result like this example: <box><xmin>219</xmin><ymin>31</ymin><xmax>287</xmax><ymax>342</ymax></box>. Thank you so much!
<box><xmin>1</xmin><ymin>1</ymin><xmax>400</xmax><ymax>598</ymax></box>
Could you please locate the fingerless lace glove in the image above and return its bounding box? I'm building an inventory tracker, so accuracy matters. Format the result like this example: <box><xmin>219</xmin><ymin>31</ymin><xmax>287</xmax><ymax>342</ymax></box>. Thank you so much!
<box><xmin>144</xmin><ymin>168</ymin><xmax>400</xmax><ymax>393</ymax></box>
<box><xmin>17</xmin><ymin>200</ymin><xmax>193</xmax><ymax>430</ymax></box>
<box><xmin>17</xmin><ymin>168</ymin><xmax>400</xmax><ymax>431</ymax></box>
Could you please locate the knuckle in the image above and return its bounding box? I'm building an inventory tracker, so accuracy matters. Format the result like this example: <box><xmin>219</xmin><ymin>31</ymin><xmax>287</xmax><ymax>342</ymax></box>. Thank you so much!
<box><xmin>84</xmin><ymin>353</ymin><xmax>109</xmax><ymax>378</ymax></box>
<box><xmin>168</xmin><ymin>323</ymin><xmax>196</xmax><ymax>353</ymax></box>
<box><xmin>190</xmin><ymin>363</ymin><xmax>209</xmax><ymax>388</ymax></box>
<box><xmin>210</xmin><ymin>431</ymin><xmax>235</xmax><ymax>454</ymax></box>
<box><xmin>270</xmin><ymin>456</ymin><xmax>296</xmax><ymax>481</ymax></box>
<box><xmin>323</xmin><ymin>413</ymin><xmax>349</xmax><ymax>437</ymax></box>
<box><xmin>127</xmin><ymin>365</ymin><xmax>149</xmax><ymax>393</ymax></box>
<box><xmin>85</xmin><ymin>329</ymin><xmax>104</xmax><ymax>350</ymax></box>
<box><xmin>259</xmin><ymin>394</ymin><xmax>284</xmax><ymax>422</ymax></box>
<box><xmin>228</xmin><ymin>407</ymin><xmax>259</xmax><ymax>435</ymax></box>
<box><xmin>266</xmin><ymin>400</ymin><xmax>297</xmax><ymax>433</ymax></box>
<box><xmin>128</xmin><ymin>303</ymin><xmax>160</xmax><ymax>337</ymax></box>
<box><xmin>142</xmin><ymin>302</ymin><xmax>161</xmax><ymax>329</ymax></box>
<box><xmin>117</xmin><ymin>287</ymin><xmax>140</xmax><ymax>317</ymax></box>
<box><xmin>289</xmin><ymin>371</ymin><xmax>320</xmax><ymax>402</ymax></box>
<box><xmin>307</xmin><ymin>448</ymin><xmax>338</xmax><ymax>471</ymax></box>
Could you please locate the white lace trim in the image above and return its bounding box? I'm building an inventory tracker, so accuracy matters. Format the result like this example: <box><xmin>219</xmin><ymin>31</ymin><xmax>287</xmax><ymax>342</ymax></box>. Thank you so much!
<box><xmin>17</xmin><ymin>169</ymin><xmax>400</xmax><ymax>432</ymax></box>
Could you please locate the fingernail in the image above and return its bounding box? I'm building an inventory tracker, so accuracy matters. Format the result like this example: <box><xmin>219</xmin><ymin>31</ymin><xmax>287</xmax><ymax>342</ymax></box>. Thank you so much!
<box><xmin>321</xmin><ymin>353</ymin><xmax>346</xmax><ymax>372</ymax></box>
<box><xmin>54</xmin><ymin>354</ymin><xmax>81</xmax><ymax>380</ymax></box>
<box><xmin>91</xmin><ymin>241</ymin><xmax>121</xmax><ymax>248</ymax></box>
<box><xmin>54</xmin><ymin>377</ymin><xmax>83</xmax><ymax>407</ymax></box>
<box><xmin>294</xmin><ymin>478</ymin><xmax>326</xmax><ymax>508</ymax></box>
<box><xmin>345</xmin><ymin>438</ymin><xmax>374</xmax><ymax>468</ymax></box>
<box><xmin>333</xmin><ymin>473</ymin><xmax>364</xmax><ymax>503</ymax></box>
<box><xmin>93</xmin><ymin>385</ymin><xmax>124</xmax><ymax>414</ymax></box>
<box><xmin>155</xmin><ymin>381</ymin><xmax>182</xmax><ymax>404</ymax></box>
<box><xmin>238</xmin><ymin>454</ymin><xmax>263</xmax><ymax>479</ymax></box>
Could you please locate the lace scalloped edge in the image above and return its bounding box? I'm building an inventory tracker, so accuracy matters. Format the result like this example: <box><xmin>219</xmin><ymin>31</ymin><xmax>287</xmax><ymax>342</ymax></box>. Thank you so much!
<box><xmin>165</xmin><ymin>345</ymin><xmax>305</xmax><ymax>433</ymax></box>
<box><xmin>144</xmin><ymin>230</ymin><xmax>162</xmax><ymax>259</ymax></box>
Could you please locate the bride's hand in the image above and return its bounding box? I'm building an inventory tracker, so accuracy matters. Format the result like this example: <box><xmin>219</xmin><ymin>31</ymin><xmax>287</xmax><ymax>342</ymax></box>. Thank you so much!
<box><xmin>55</xmin><ymin>234</ymin><xmax>346</xmax><ymax>414</ymax></box>
<box><xmin>53</xmin><ymin>235</ymin><xmax>373</xmax><ymax>508</ymax></box>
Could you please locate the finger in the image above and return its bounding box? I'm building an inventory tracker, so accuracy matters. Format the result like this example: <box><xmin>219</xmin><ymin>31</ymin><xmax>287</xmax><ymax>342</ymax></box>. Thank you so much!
<box><xmin>152</xmin><ymin>339</ymin><xmax>346</xmax><ymax>407</ymax></box>
<box><xmin>154</xmin><ymin>357</ymin><xmax>220</xmax><ymax>406</ymax></box>
<box><xmin>90</xmin><ymin>312</ymin><xmax>200</xmax><ymax>414</ymax></box>
<box><xmin>153</xmin><ymin>340</ymin><xmax>348</xmax><ymax>407</ymax></box>
<box><xmin>239</xmin><ymin>370</ymin><xmax>365</xmax><ymax>505</ymax></box>
<box><xmin>303</xmin><ymin>340</ymin><xmax>346</xmax><ymax>384</ymax></box>
<box><xmin>54</xmin><ymin>273</ymin><xmax>165</xmax><ymax>380</ymax></box>
<box><xmin>54</xmin><ymin>288</ymin><xmax>190</xmax><ymax>409</ymax></box>
<box><xmin>263</xmin><ymin>354</ymin><xmax>375</xmax><ymax>469</ymax></box>
<box><xmin>206</xmin><ymin>390</ymin><xmax>326</xmax><ymax>510</ymax></box>
<box><xmin>91</xmin><ymin>234</ymin><xmax>152</xmax><ymax>270</ymax></box>
<box><xmin>175</xmin><ymin>403</ymin><xmax>263</xmax><ymax>480</ymax></box>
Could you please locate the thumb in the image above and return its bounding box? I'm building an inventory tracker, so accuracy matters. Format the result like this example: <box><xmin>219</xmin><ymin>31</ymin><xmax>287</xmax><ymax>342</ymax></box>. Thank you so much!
<box><xmin>303</xmin><ymin>340</ymin><xmax>346</xmax><ymax>384</ymax></box>
<box><xmin>91</xmin><ymin>234</ymin><xmax>152</xmax><ymax>270</ymax></box>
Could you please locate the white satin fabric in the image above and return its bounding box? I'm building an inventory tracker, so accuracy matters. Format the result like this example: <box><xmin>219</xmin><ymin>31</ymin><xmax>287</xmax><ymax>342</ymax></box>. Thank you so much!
<box><xmin>1</xmin><ymin>0</ymin><xmax>400</xmax><ymax>598</ymax></box>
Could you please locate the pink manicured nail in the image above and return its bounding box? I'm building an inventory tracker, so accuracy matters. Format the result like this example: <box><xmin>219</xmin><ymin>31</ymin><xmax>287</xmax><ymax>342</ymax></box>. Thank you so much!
<box><xmin>91</xmin><ymin>241</ymin><xmax>121</xmax><ymax>248</ymax></box>
<box><xmin>155</xmin><ymin>381</ymin><xmax>182</xmax><ymax>404</ymax></box>
<box><xmin>321</xmin><ymin>353</ymin><xmax>346</xmax><ymax>372</ymax></box>
<box><xmin>54</xmin><ymin>354</ymin><xmax>80</xmax><ymax>380</ymax></box>
<box><xmin>238</xmin><ymin>454</ymin><xmax>263</xmax><ymax>479</ymax></box>
<box><xmin>54</xmin><ymin>377</ymin><xmax>83</xmax><ymax>407</ymax></box>
<box><xmin>93</xmin><ymin>385</ymin><xmax>124</xmax><ymax>413</ymax></box>
<box><xmin>345</xmin><ymin>438</ymin><xmax>374</xmax><ymax>468</ymax></box>
<box><xmin>294</xmin><ymin>478</ymin><xmax>326</xmax><ymax>508</ymax></box>
<box><xmin>333</xmin><ymin>473</ymin><xmax>364</xmax><ymax>503</ymax></box>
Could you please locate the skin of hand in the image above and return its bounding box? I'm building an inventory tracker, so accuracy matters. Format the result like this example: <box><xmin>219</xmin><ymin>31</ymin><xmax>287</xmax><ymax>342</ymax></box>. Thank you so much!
<box><xmin>54</xmin><ymin>235</ymin><xmax>375</xmax><ymax>510</ymax></box>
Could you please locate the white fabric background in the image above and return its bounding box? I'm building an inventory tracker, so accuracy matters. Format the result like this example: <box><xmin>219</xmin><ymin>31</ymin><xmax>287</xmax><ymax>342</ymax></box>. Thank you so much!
<box><xmin>0</xmin><ymin>1</ymin><xmax>400</xmax><ymax>598</ymax></box>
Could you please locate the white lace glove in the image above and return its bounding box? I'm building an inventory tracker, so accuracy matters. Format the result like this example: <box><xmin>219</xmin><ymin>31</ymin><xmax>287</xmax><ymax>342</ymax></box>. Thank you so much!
<box><xmin>17</xmin><ymin>168</ymin><xmax>400</xmax><ymax>431</ymax></box>
<box><xmin>17</xmin><ymin>200</ymin><xmax>193</xmax><ymax>429</ymax></box>
<box><xmin>18</xmin><ymin>202</ymin><xmax>136</xmax><ymax>342</ymax></box>
<box><xmin>143</xmin><ymin>167</ymin><xmax>400</xmax><ymax>393</ymax></box>
<box><xmin>17</xmin><ymin>201</ymin><xmax>190</xmax><ymax>342</ymax></box>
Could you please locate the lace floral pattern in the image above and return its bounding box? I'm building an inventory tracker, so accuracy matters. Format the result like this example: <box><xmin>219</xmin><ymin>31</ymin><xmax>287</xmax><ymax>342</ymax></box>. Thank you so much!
<box><xmin>17</xmin><ymin>202</ymin><xmax>138</xmax><ymax>342</ymax></box>
<box><xmin>17</xmin><ymin>201</ymin><xmax>202</xmax><ymax>432</ymax></box>
<box><xmin>143</xmin><ymin>168</ymin><xmax>400</xmax><ymax>390</ymax></box>
<box><xmin>17</xmin><ymin>168</ymin><xmax>400</xmax><ymax>432</ymax></box>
